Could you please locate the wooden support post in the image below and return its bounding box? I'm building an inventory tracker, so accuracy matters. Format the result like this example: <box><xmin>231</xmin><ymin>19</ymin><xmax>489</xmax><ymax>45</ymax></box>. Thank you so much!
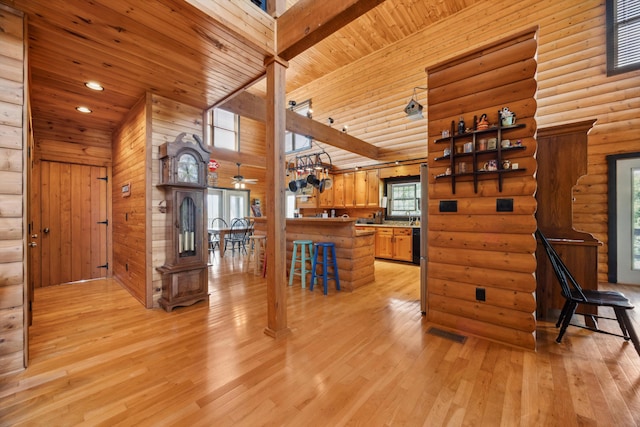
<box><xmin>263</xmin><ymin>55</ymin><xmax>291</xmax><ymax>338</ymax></box>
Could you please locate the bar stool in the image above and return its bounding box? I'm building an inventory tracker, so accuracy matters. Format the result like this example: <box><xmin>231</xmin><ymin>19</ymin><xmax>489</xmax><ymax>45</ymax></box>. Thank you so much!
<box><xmin>289</xmin><ymin>240</ymin><xmax>314</xmax><ymax>288</ymax></box>
<box><xmin>248</xmin><ymin>235</ymin><xmax>267</xmax><ymax>276</ymax></box>
<box><xmin>310</xmin><ymin>242</ymin><xmax>340</xmax><ymax>295</ymax></box>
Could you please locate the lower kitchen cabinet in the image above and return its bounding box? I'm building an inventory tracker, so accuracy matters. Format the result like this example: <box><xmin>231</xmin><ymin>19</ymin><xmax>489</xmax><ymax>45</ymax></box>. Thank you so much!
<box><xmin>374</xmin><ymin>227</ymin><xmax>413</xmax><ymax>262</ymax></box>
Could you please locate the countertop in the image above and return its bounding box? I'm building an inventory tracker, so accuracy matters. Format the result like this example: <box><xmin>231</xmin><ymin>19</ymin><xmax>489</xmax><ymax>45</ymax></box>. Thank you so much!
<box><xmin>254</xmin><ymin>217</ymin><xmax>356</xmax><ymax>223</ymax></box>
<box><xmin>355</xmin><ymin>222</ymin><xmax>420</xmax><ymax>229</ymax></box>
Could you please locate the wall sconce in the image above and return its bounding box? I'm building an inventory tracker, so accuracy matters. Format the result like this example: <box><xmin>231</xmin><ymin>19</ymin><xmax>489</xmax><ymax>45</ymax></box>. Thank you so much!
<box><xmin>404</xmin><ymin>86</ymin><xmax>427</xmax><ymax>120</ymax></box>
<box><xmin>158</xmin><ymin>200</ymin><xmax>167</xmax><ymax>214</ymax></box>
<box><xmin>342</xmin><ymin>125</ymin><xmax>348</xmax><ymax>133</ymax></box>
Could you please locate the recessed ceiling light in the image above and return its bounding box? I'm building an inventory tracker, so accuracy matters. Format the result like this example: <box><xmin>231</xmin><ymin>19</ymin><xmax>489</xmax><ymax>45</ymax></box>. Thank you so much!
<box><xmin>85</xmin><ymin>81</ymin><xmax>104</xmax><ymax>91</ymax></box>
<box><xmin>76</xmin><ymin>106</ymin><xmax>92</xmax><ymax>114</ymax></box>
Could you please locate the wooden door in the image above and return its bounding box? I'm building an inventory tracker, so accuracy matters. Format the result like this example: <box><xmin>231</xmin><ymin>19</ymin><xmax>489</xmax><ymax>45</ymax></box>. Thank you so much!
<box><xmin>36</xmin><ymin>161</ymin><xmax>108</xmax><ymax>287</ymax></box>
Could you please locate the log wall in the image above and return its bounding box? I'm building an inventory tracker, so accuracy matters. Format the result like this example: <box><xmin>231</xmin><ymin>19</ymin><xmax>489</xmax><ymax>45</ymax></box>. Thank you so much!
<box><xmin>0</xmin><ymin>4</ymin><xmax>25</xmax><ymax>375</ymax></box>
<box><xmin>112</xmin><ymin>94</ymin><xmax>150</xmax><ymax>307</ymax></box>
<box><xmin>285</xmin><ymin>0</ymin><xmax>640</xmax><ymax>342</ymax></box>
<box><xmin>427</xmin><ymin>32</ymin><xmax>538</xmax><ymax>350</ymax></box>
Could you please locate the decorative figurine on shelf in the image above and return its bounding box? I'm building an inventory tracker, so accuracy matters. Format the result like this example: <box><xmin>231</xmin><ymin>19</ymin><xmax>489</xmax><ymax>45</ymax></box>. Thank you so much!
<box><xmin>458</xmin><ymin>116</ymin><xmax>465</xmax><ymax>135</ymax></box>
<box><xmin>477</xmin><ymin>113</ymin><xmax>489</xmax><ymax>130</ymax></box>
<box><xmin>500</xmin><ymin>107</ymin><xmax>516</xmax><ymax>126</ymax></box>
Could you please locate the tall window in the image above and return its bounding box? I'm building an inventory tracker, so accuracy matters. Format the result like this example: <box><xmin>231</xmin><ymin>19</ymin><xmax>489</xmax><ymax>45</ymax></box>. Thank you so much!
<box><xmin>207</xmin><ymin>108</ymin><xmax>239</xmax><ymax>150</ymax></box>
<box><xmin>286</xmin><ymin>99</ymin><xmax>312</xmax><ymax>153</ymax></box>
<box><xmin>607</xmin><ymin>0</ymin><xmax>640</xmax><ymax>75</ymax></box>
<box><xmin>385</xmin><ymin>177</ymin><xmax>421</xmax><ymax>219</ymax></box>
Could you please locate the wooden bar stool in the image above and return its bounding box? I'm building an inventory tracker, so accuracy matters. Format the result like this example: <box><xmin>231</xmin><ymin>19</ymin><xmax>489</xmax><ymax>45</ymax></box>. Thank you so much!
<box><xmin>289</xmin><ymin>240</ymin><xmax>314</xmax><ymax>288</ymax></box>
<box><xmin>310</xmin><ymin>242</ymin><xmax>340</xmax><ymax>295</ymax></box>
<box><xmin>248</xmin><ymin>235</ymin><xmax>267</xmax><ymax>276</ymax></box>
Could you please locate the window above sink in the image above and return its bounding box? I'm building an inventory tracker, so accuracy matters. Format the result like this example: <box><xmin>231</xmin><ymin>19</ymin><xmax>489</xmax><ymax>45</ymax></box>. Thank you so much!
<box><xmin>384</xmin><ymin>176</ymin><xmax>421</xmax><ymax>221</ymax></box>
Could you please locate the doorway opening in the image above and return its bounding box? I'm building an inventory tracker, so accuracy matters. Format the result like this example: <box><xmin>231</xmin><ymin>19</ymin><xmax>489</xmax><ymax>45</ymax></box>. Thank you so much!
<box><xmin>607</xmin><ymin>153</ymin><xmax>640</xmax><ymax>285</ymax></box>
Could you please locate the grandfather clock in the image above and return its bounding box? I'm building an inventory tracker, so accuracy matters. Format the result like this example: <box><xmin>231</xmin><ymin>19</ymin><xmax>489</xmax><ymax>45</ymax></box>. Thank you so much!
<box><xmin>157</xmin><ymin>133</ymin><xmax>210</xmax><ymax>311</ymax></box>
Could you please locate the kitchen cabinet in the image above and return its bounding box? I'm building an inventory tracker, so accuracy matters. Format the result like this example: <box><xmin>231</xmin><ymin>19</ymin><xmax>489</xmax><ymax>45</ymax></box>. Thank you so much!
<box><xmin>374</xmin><ymin>228</ymin><xmax>394</xmax><ymax>258</ymax></box>
<box><xmin>374</xmin><ymin>227</ymin><xmax>413</xmax><ymax>262</ymax></box>
<box><xmin>333</xmin><ymin>174</ymin><xmax>345</xmax><ymax>207</ymax></box>
<box><xmin>355</xmin><ymin>169</ymin><xmax>380</xmax><ymax>207</ymax></box>
<box><xmin>323</xmin><ymin>169</ymin><xmax>380</xmax><ymax>209</ymax></box>
<box><xmin>343</xmin><ymin>172</ymin><xmax>355</xmax><ymax>207</ymax></box>
<box><xmin>318</xmin><ymin>174</ymin><xmax>334</xmax><ymax>208</ymax></box>
<box><xmin>296</xmin><ymin>184</ymin><xmax>317</xmax><ymax>209</ymax></box>
<box><xmin>365</xmin><ymin>169</ymin><xmax>380</xmax><ymax>207</ymax></box>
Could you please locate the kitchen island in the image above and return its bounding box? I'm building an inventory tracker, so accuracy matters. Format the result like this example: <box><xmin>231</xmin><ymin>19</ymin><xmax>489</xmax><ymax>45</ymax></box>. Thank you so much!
<box><xmin>253</xmin><ymin>217</ymin><xmax>375</xmax><ymax>291</ymax></box>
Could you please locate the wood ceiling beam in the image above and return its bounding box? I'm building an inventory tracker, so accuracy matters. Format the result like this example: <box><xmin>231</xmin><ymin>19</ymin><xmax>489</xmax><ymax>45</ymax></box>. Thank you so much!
<box><xmin>276</xmin><ymin>0</ymin><xmax>386</xmax><ymax>60</ymax></box>
<box><xmin>220</xmin><ymin>91</ymin><xmax>380</xmax><ymax>160</ymax></box>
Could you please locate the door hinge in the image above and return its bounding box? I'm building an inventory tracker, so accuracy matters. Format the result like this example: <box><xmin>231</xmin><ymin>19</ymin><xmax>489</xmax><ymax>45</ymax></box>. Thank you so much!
<box><xmin>97</xmin><ymin>219</ymin><xmax>109</xmax><ymax>226</ymax></box>
<box><xmin>97</xmin><ymin>176</ymin><xmax>108</xmax><ymax>182</ymax></box>
<box><xmin>97</xmin><ymin>262</ymin><xmax>109</xmax><ymax>270</ymax></box>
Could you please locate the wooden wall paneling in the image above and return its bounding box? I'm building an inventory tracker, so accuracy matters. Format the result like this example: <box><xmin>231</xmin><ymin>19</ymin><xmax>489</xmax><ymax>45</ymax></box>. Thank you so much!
<box><xmin>112</xmin><ymin>94</ymin><xmax>149</xmax><ymax>306</ymax></box>
<box><xmin>0</xmin><ymin>3</ymin><xmax>25</xmax><ymax>375</ymax></box>
<box><xmin>426</xmin><ymin>31</ymin><xmax>538</xmax><ymax>350</ymax></box>
<box><xmin>35</xmin><ymin>139</ymin><xmax>112</xmax><ymax>166</ymax></box>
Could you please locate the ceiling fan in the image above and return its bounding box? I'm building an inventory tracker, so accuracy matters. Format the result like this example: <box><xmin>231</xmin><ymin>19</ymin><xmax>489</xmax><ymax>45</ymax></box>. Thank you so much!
<box><xmin>231</xmin><ymin>163</ymin><xmax>258</xmax><ymax>186</ymax></box>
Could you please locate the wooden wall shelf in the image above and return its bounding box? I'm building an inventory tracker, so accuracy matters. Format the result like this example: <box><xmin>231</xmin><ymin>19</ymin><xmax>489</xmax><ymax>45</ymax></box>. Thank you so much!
<box><xmin>434</xmin><ymin>122</ymin><xmax>527</xmax><ymax>193</ymax></box>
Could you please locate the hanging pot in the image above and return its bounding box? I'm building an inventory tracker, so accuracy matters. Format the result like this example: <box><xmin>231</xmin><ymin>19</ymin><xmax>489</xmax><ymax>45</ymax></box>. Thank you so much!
<box><xmin>288</xmin><ymin>180</ymin><xmax>298</xmax><ymax>192</ymax></box>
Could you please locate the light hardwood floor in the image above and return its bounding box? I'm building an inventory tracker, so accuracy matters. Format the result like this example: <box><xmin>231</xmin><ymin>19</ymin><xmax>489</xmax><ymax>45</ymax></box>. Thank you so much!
<box><xmin>1</xmin><ymin>254</ymin><xmax>639</xmax><ymax>426</ymax></box>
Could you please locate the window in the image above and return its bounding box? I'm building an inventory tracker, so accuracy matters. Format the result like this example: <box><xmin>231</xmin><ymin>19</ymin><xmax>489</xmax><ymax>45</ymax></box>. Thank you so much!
<box><xmin>250</xmin><ymin>0</ymin><xmax>267</xmax><ymax>11</ymax></box>
<box><xmin>286</xmin><ymin>99</ymin><xmax>312</xmax><ymax>153</ymax></box>
<box><xmin>385</xmin><ymin>177</ymin><xmax>421</xmax><ymax>219</ymax></box>
<box><xmin>207</xmin><ymin>108</ymin><xmax>239</xmax><ymax>150</ymax></box>
<box><xmin>607</xmin><ymin>0</ymin><xmax>640</xmax><ymax>75</ymax></box>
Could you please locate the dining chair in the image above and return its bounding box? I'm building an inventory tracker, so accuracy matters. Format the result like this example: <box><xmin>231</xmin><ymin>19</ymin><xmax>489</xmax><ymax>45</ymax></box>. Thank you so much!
<box><xmin>536</xmin><ymin>229</ymin><xmax>639</xmax><ymax>356</ymax></box>
<box><xmin>208</xmin><ymin>218</ymin><xmax>227</xmax><ymax>253</ymax></box>
<box><xmin>224</xmin><ymin>218</ymin><xmax>249</xmax><ymax>255</ymax></box>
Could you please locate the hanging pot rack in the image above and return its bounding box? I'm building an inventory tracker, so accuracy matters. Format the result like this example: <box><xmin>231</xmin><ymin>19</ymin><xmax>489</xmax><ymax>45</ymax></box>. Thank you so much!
<box><xmin>286</xmin><ymin>151</ymin><xmax>333</xmax><ymax>194</ymax></box>
<box><xmin>286</xmin><ymin>151</ymin><xmax>332</xmax><ymax>174</ymax></box>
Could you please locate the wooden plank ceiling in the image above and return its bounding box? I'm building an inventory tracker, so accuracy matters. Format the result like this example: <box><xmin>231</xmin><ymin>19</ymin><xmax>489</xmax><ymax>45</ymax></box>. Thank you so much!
<box><xmin>8</xmin><ymin>0</ymin><xmax>479</xmax><ymax>153</ymax></box>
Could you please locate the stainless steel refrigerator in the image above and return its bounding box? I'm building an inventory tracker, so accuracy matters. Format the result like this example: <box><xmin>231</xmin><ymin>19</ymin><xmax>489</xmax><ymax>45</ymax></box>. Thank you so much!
<box><xmin>420</xmin><ymin>163</ymin><xmax>429</xmax><ymax>315</ymax></box>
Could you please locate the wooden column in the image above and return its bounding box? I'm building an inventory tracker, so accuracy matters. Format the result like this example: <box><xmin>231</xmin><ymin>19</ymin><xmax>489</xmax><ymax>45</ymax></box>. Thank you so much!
<box><xmin>263</xmin><ymin>56</ymin><xmax>290</xmax><ymax>338</ymax></box>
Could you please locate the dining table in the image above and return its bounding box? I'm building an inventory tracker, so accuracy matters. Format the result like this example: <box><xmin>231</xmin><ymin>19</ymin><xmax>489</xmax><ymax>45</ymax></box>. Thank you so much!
<box><xmin>208</xmin><ymin>226</ymin><xmax>251</xmax><ymax>255</ymax></box>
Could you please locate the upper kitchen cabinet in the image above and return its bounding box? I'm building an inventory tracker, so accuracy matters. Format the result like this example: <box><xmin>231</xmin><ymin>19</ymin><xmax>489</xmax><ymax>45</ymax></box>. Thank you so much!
<box><xmin>343</xmin><ymin>172</ymin><xmax>355</xmax><ymax>207</ymax></box>
<box><xmin>354</xmin><ymin>169</ymin><xmax>381</xmax><ymax>207</ymax></box>
<box><xmin>333</xmin><ymin>174</ymin><xmax>345</xmax><ymax>207</ymax></box>
<box><xmin>318</xmin><ymin>173</ymin><xmax>334</xmax><ymax>208</ymax></box>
